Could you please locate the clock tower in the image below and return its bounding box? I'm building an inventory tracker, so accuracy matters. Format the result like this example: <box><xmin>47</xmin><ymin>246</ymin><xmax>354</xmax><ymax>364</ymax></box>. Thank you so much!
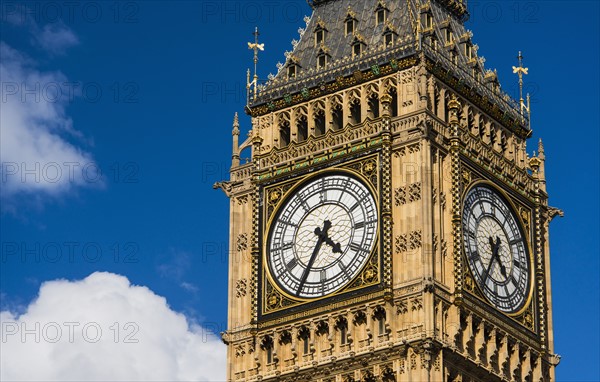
<box><xmin>216</xmin><ymin>1</ymin><xmax>561</xmax><ymax>381</ymax></box>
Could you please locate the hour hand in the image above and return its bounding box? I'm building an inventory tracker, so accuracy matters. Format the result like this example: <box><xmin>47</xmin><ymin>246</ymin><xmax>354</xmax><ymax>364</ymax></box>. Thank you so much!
<box><xmin>315</xmin><ymin>220</ymin><xmax>342</xmax><ymax>253</ymax></box>
<box><xmin>489</xmin><ymin>236</ymin><xmax>506</xmax><ymax>278</ymax></box>
<box><xmin>323</xmin><ymin>237</ymin><xmax>342</xmax><ymax>253</ymax></box>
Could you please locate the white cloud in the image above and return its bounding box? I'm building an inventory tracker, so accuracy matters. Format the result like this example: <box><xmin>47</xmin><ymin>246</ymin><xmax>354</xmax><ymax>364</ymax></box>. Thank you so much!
<box><xmin>0</xmin><ymin>272</ymin><xmax>226</xmax><ymax>381</ymax></box>
<box><xmin>0</xmin><ymin>42</ymin><xmax>100</xmax><ymax>202</ymax></box>
<box><xmin>4</xmin><ymin>5</ymin><xmax>79</xmax><ymax>55</ymax></box>
<box><xmin>34</xmin><ymin>21</ymin><xmax>80</xmax><ymax>55</ymax></box>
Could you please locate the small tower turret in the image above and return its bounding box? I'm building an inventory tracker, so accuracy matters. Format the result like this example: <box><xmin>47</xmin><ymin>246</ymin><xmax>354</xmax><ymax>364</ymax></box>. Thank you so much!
<box><xmin>538</xmin><ymin>138</ymin><xmax>547</xmax><ymax>192</ymax></box>
<box><xmin>232</xmin><ymin>113</ymin><xmax>240</xmax><ymax>167</ymax></box>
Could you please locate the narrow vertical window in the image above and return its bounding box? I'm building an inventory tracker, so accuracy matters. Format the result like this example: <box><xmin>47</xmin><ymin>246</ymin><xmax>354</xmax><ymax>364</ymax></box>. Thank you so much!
<box><xmin>261</xmin><ymin>336</ymin><xmax>274</xmax><ymax>364</ymax></box>
<box><xmin>373</xmin><ymin>307</ymin><xmax>386</xmax><ymax>336</ymax></box>
<box><xmin>340</xmin><ymin>325</ymin><xmax>347</xmax><ymax>345</ymax></box>
<box><xmin>431</xmin><ymin>36</ymin><xmax>438</xmax><ymax>50</ymax></box>
<box><xmin>288</xmin><ymin>65</ymin><xmax>296</xmax><ymax>78</ymax></box>
<box><xmin>315</xmin><ymin>29</ymin><xmax>324</xmax><ymax>46</ymax></box>
<box><xmin>378</xmin><ymin>318</ymin><xmax>385</xmax><ymax>335</ymax></box>
<box><xmin>317</xmin><ymin>54</ymin><xmax>327</xmax><ymax>69</ymax></box>
<box><xmin>450</xmin><ymin>49</ymin><xmax>458</xmax><ymax>65</ymax></box>
<box><xmin>353</xmin><ymin>42</ymin><xmax>361</xmax><ymax>57</ymax></box>
<box><xmin>465</xmin><ymin>43</ymin><xmax>473</xmax><ymax>59</ymax></box>
<box><xmin>425</xmin><ymin>13</ymin><xmax>433</xmax><ymax>29</ymax></box>
<box><xmin>298</xmin><ymin>327</ymin><xmax>311</xmax><ymax>355</ymax></box>
<box><xmin>384</xmin><ymin>32</ymin><xmax>393</xmax><ymax>46</ymax></box>
<box><xmin>376</xmin><ymin>8</ymin><xmax>386</xmax><ymax>25</ymax></box>
<box><xmin>346</xmin><ymin>19</ymin><xmax>354</xmax><ymax>35</ymax></box>
<box><xmin>445</xmin><ymin>28</ymin><xmax>454</xmax><ymax>44</ymax></box>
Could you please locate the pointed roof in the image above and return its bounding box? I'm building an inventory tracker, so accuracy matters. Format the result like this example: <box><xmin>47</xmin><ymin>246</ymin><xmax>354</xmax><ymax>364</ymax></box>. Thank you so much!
<box><xmin>249</xmin><ymin>0</ymin><xmax>528</xmax><ymax>136</ymax></box>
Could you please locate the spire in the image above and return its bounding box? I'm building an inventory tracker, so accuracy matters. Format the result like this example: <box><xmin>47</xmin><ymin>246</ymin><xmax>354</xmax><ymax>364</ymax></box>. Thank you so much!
<box><xmin>232</xmin><ymin>113</ymin><xmax>240</xmax><ymax>167</ymax></box>
<box><xmin>247</xmin><ymin>27</ymin><xmax>264</xmax><ymax>105</ymax></box>
<box><xmin>512</xmin><ymin>52</ymin><xmax>531</xmax><ymax>129</ymax></box>
<box><xmin>233</xmin><ymin>112</ymin><xmax>240</xmax><ymax>135</ymax></box>
<box><xmin>537</xmin><ymin>138</ymin><xmax>546</xmax><ymax>191</ymax></box>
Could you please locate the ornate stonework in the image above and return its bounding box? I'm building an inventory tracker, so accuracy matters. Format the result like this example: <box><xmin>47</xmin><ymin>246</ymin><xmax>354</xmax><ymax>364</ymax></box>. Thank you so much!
<box><xmin>218</xmin><ymin>1</ymin><xmax>559</xmax><ymax>381</ymax></box>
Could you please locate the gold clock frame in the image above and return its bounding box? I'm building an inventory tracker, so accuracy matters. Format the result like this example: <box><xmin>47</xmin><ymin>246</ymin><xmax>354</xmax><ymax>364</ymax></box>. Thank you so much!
<box><xmin>461</xmin><ymin>179</ymin><xmax>536</xmax><ymax>321</ymax></box>
<box><xmin>259</xmin><ymin>155</ymin><xmax>383</xmax><ymax>317</ymax></box>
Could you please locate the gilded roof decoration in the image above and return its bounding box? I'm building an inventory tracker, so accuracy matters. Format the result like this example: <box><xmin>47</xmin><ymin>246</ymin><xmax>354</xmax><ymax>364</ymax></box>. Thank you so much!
<box><xmin>249</xmin><ymin>0</ymin><xmax>528</xmax><ymax>134</ymax></box>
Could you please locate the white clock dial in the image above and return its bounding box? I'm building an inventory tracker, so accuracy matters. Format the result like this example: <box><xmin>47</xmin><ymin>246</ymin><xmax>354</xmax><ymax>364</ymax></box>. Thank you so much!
<box><xmin>267</xmin><ymin>174</ymin><xmax>378</xmax><ymax>299</ymax></box>
<box><xmin>462</xmin><ymin>185</ymin><xmax>531</xmax><ymax>313</ymax></box>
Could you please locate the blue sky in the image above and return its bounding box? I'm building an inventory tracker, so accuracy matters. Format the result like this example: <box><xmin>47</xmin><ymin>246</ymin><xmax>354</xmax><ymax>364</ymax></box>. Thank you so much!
<box><xmin>0</xmin><ymin>1</ymin><xmax>598</xmax><ymax>381</ymax></box>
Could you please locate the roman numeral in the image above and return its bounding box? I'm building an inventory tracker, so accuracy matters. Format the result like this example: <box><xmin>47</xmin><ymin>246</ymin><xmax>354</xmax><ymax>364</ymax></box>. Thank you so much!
<box><xmin>350</xmin><ymin>242</ymin><xmax>367</xmax><ymax>253</ymax></box>
<box><xmin>320</xmin><ymin>270</ymin><xmax>327</xmax><ymax>282</ymax></box>
<box><xmin>509</xmin><ymin>238</ymin><xmax>522</xmax><ymax>246</ymax></box>
<box><xmin>354</xmin><ymin>220</ymin><xmax>375</xmax><ymax>230</ymax></box>
<box><xmin>349</xmin><ymin>202</ymin><xmax>360</xmax><ymax>212</ymax></box>
<box><xmin>278</xmin><ymin>219</ymin><xmax>298</xmax><ymax>227</ymax></box>
<box><xmin>469</xmin><ymin>251</ymin><xmax>480</xmax><ymax>262</ymax></box>
<box><xmin>286</xmin><ymin>258</ymin><xmax>298</xmax><ymax>271</ymax></box>
<box><xmin>513</xmin><ymin>259</ymin><xmax>521</xmax><ymax>269</ymax></box>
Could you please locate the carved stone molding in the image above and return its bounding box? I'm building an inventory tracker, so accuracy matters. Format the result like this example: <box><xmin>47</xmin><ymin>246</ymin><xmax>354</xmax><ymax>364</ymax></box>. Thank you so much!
<box><xmin>236</xmin><ymin>279</ymin><xmax>248</xmax><ymax>298</ymax></box>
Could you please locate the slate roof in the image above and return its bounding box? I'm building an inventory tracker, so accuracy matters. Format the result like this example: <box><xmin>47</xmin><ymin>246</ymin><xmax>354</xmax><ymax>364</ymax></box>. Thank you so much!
<box><xmin>250</xmin><ymin>0</ymin><xmax>527</xmax><ymax>132</ymax></box>
<box><xmin>252</xmin><ymin>0</ymin><xmax>418</xmax><ymax>104</ymax></box>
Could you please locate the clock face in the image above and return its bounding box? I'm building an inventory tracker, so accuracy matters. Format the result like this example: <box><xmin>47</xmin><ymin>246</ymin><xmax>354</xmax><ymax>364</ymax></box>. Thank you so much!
<box><xmin>267</xmin><ymin>174</ymin><xmax>378</xmax><ymax>299</ymax></box>
<box><xmin>462</xmin><ymin>185</ymin><xmax>531</xmax><ymax>314</ymax></box>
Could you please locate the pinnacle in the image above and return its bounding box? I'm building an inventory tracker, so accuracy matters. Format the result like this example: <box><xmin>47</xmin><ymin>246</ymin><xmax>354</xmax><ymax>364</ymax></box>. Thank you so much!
<box><xmin>232</xmin><ymin>112</ymin><xmax>240</xmax><ymax>134</ymax></box>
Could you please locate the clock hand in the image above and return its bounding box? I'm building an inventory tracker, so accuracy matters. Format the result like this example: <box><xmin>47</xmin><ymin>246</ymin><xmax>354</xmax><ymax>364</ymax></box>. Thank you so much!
<box><xmin>481</xmin><ymin>249</ymin><xmax>496</xmax><ymax>287</ymax></box>
<box><xmin>296</xmin><ymin>220</ymin><xmax>332</xmax><ymax>296</ymax></box>
<box><xmin>491</xmin><ymin>236</ymin><xmax>507</xmax><ymax>278</ymax></box>
<box><xmin>311</xmin><ymin>220</ymin><xmax>342</xmax><ymax>253</ymax></box>
<box><xmin>495</xmin><ymin>237</ymin><xmax>507</xmax><ymax>277</ymax></box>
<box><xmin>323</xmin><ymin>237</ymin><xmax>343</xmax><ymax>254</ymax></box>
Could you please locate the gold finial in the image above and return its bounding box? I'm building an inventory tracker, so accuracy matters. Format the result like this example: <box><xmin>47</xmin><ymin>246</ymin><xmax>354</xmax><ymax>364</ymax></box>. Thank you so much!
<box><xmin>448</xmin><ymin>95</ymin><xmax>461</xmax><ymax>126</ymax></box>
<box><xmin>512</xmin><ymin>51</ymin><xmax>531</xmax><ymax>128</ymax></box>
<box><xmin>448</xmin><ymin>95</ymin><xmax>461</xmax><ymax>111</ymax></box>
<box><xmin>529</xmin><ymin>156</ymin><xmax>541</xmax><ymax>172</ymax></box>
<box><xmin>247</xmin><ymin>27</ymin><xmax>264</xmax><ymax>104</ymax></box>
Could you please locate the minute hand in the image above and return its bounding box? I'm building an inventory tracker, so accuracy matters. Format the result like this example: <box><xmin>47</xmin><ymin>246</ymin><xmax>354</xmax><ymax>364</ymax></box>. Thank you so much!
<box><xmin>297</xmin><ymin>220</ymin><xmax>332</xmax><ymax>296</ymax></box>
<box><xmin>489</xmin><ymin>236</ymin><xmax>507</xmax><ymax>278</ymax></box>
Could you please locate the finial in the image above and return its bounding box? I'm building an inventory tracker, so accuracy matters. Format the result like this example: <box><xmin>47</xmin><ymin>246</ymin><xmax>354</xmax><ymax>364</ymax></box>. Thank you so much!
<box><xmin>538</xmin><ymin>138</ymin><xmax>544</xmax><ymax>153</ymax></box>
<box><xmin>247</xmin><ymin>27</ymin><xmax>265</xmax><ymax>105</ymax></box>
<box><xmin>232</xmin><ymin>112</ymin><xmax>241</xmax><ymax>167</ymax></box>
<box><xmin>233</xmin><ymin>112</ymin><xmax>240</xmax><ymax>135</ymax></box>
<box><xmin>448</xmin><ymin>95</ymin><xmax>461</xmax><ymax>110</ymax></box>
<box><xmin>512</xmin><ymin>51</ymin><xmax>531</xmax><ymax>128</ymax></box>
<box><xmin>529</xmin><ymin>156</ymin><xmax>541</xmax><ymax>172</ymax></box>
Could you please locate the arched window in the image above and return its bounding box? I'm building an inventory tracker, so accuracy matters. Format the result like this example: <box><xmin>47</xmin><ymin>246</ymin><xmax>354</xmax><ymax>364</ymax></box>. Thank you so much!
<box><xmin>260</xmin><ymin>336</ymin><xmax>274</xmax><ymax>364</ymax></box>
<box><xmin>331</xmin><ymin>104</ymin><xmax>343</xmax><ymax>131</ymax></box>
<box><xmin>373</xmin><ymin>307</ymin><xmax>386</xmax><ymax>336</ymax></box>
<box><xmin>335</xmin><ymin>317</ymin><xmax>348</xmax><ymax>345</ymax></box>
<box><xmin>350</xmin><ymin>99</ymin><xmax>361</xmax><ymax>125</ymax></box>
<box><xmin>279</xmin><ymin>121</ymin><xmax>290</xmax><ymax>147</ymax></box>
<box><xmin>298</xmin><ymin>326</ymin><xmax>310</xmax><ymax>355</ymax></box>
